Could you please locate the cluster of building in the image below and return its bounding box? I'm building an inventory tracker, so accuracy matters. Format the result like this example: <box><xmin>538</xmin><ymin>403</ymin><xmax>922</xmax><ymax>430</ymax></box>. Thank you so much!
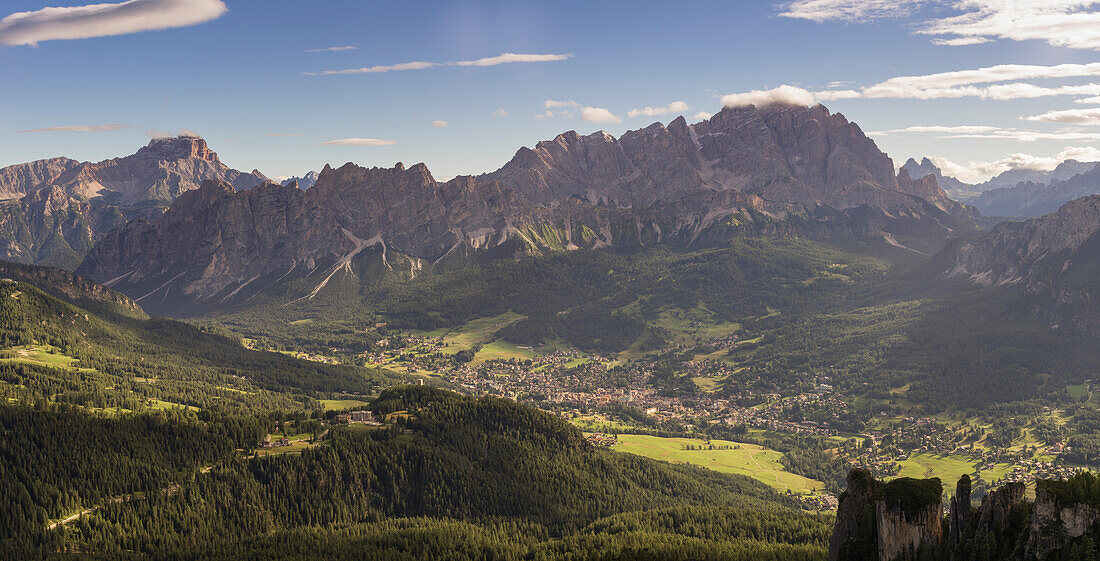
<box><xmin>261</xmin><ymin>435</ymin><xmax>291</xmax><ymax>448</ymax></box>
<box><xmin>585</xmin><ymin>433</ymin><xmax>618</xmax><ymax>447</ymax></box>
<box><xmin>990</xmin><ymin>458</ymin><xmax>1082</xmax><ymax>486</ymax></box>
<box><xmin>335</xmin><ymin>410</ymin><xmax>379</xmax><ymax>424</ymax></box>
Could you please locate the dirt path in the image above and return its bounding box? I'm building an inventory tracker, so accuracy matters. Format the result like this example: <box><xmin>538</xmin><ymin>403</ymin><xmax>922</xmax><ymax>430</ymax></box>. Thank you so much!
<box><xmin>47</xmin><ymin>507</ymin><xmax>99</xmax><ymax>530</ymax></box>
<box><xmin>47</xmin><ymin>464</ymin><xmax>216</xmax><ymax>530</ymax></box>
<box><xmin>746</xmin><ymin>449</ymin><xmax>789</xmax><ymax>490</ymax></box>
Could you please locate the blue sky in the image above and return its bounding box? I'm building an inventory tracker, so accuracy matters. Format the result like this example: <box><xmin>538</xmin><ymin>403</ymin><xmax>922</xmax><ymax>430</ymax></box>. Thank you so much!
<box><xmin>4</xmin><ymin>0</ymin><xmax>1100</xmax><ymax>183</ymax></box>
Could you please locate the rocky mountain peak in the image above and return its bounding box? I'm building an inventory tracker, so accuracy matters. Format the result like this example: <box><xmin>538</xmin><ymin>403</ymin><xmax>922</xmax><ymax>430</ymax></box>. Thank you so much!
<box><xmin>280</xmin><ymin>170</ymin><xmax>319</xmax><ymax>190</ymax></box>
<box><xmin>136</xmin><ymin>136</ymin><xmax>219</xmax><ymax>163</ymax></box>
<box><xmin>482</xmin><ymin>101</ymin><xmax>966</xmax><ymax>214</ymax></box>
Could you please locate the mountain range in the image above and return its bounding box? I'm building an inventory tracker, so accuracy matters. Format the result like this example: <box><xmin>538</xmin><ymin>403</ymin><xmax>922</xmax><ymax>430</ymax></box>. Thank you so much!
<box><xmin>902</xmin><ymin>157</ymin><xmax>1100</xmax><ymax>217</ymax></box>
<box><xmin>70</xmin><ymin>103</ymin><xmax>972</xmax><ymax>315</ymax></box>
<box><xmin>969</xmin><ymin>162</ymin><xmax>1100</xmax><ymax>218</ymax></box>
<box><xmin>0</xmin><ymin>136</ymin><xmax>269</xmax><ymax>269</ymax></box>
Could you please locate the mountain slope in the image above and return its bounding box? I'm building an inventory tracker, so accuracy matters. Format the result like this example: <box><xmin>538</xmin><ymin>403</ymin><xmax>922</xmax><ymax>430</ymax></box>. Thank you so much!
<box><xmin>0</xmin><ymin>185</ymin><xmax>161</xmax><ymax>270</ymax></box>
<box><xmin>940</xmin><ymin>194</ymin><xmax>1100</xmax><ymax>333</ymax></box>
<box><xmin>7</xmin><ymin>386</ymin><xmax>827</xmax><ymax>558</ymax></box>
<box><xmin>0</xmin><ymin>261</ymin><xmax>401</xmax><ymax>411</ymax></box>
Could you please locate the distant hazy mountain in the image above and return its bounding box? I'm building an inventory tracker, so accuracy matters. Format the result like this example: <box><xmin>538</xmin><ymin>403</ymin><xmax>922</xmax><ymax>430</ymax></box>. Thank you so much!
<box><xmin>971</xmin><ymin>161</ymin><xmax>1100</xmax><ymax>217</ymax></box>
<box><xmin>901</xmin><ymin>157</ymin><xmax>1100</xmax><ymax>213</ymax></box>
<box><xmin>77</xmin><ymin>103</ymin><xmax>973</xmax><ymax>315</ymax></box>
<box><xmin>901</xmin><ymin>157</ymin><xmax>975</xmax><ymax>200</ymax></box>
<box><xmin>0</xmin><ymin>136</ymin><xmax>269</xmax><ymax>205</ymax></box>
<box><xmin>281</xmin><ymin>171</ymin><xmax>318</xmax><ymax>190</ymax></box>
<box><xmin>0</xmin><ymin>136</ymin><xmax>270</xmax><ymax>269</ymax></box>
<box><xmin>979</xmin><ymin>160</ymin><xmax>1097</xmax><ymax>193</ymax></box>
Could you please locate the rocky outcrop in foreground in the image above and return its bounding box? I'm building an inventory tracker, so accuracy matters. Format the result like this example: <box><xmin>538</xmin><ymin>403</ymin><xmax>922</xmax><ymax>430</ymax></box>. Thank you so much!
<box><xmin>829</xmin><ymin>470</ymin><xmax>942</xmax><ymax>561</ymax></box>
<box><xmin>831</xmin><ymin>470</ymin><xmax>1100</xmax><ymax>561</ymax></box>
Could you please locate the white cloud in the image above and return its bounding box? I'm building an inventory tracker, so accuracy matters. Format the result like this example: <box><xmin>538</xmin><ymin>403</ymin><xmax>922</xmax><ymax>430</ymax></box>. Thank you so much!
<box><xmin>814</xmin><ymin>89</ymin><xmax>862</xmax><ymax>101</ymax></box>
<box><xmin>580</xmin><ymin>107</ymin><xmax>621</xmax><ymax>124</ymax></box>
<box><xmin>533</xmin><ymin>110</ymin><xmax>554</xmax><ymax>121</ymax></box>
<box><xmin>305</xmin><ymin>45</ymin><xmax>356</xmax><ymax>53</ymax></box>
<box><xmin>544</xmin><ymin>99</ymin><xmax>579</xmax><ymax>109</ymax></box>
<box><xmin>319</xmin><ymin>138</ymin><xmax>397</xmax><ymax>146</ymax></box>
<box><xmin>692</xmin><ymin>111</ymin><xmax>713</xmax><ymax>120</ymax></box>
<box><xmin>930</xmin><ymin>36</ymin><xmax>991</xmax><ymax>46</ymax></box>
<box><xmin>1023</xmin><ymin>107</ymin><xmax>1100</xmax><ymax>125</ymax></box>
<box><xmin>451</xmin><ymin>52</ymin><xmax>572</xmax><ymax>67</ymax></box>
<box><xmin>872</xmin><ymin>124</ymin><xmax>1100</xmax><ymax>142</ymax></box>
<box><xmin>721</xmin><ymin>85</ymin><xmax>817</xmax><ymax>108</ymax></box>
<box><xmin>492</xmin><ymin>108</ymin><xmax>509</xmax><ymax>117</ymax></box>
<box><xmin>1057</xmin><ymin>145</ymin><xmax>1100</xmax><ymax>162</ymax></box>
<box><xmin>431</xmin><ymin>120</ymin><xmax>448</xmax><ymax>128</ymax></box>
<box><xmin>145</xmin><ymin>128</ymin><xmax>200</xmax><ymax>138</ymax></box>
<box><xmin>1076</xmin><ymin>96</ymin><xmax>1100</xmax><ymax>104</ymax></box>
<box><xmin>918</xmin><ymin>0</ymin><xmax>1100</xmax><ymax>51</ymax></box>
<box><xmin>308</xmin><ymin>52</ymin><xmax>571</xmax><ymax>76</ymax></box>
<box><xmin>18</xmin><ymin>123</ymin><xmax>128</xmax><ymax>133</ymax></box>
<box><xmin>861</xmin><ymin>62</ymin><xmax>1100</xmax><ymax>94</ymax></box>
<box><xmin>627</xmin><ymin>101</ymin><xmax>691</xmax><ymax>118</ymax></box>
<box><xmin>305</xmin><ymin>61</ymin><xmax>438</xmax><ymax>76</ymax></box>
<box><xmin>928</xmin><ymin>146</ymin><xmax>1100</xmax><ymax>183</ymax></box>
<box><xmin>873</xmin><ymin>125</ymin><xmax>1001</xmax><ymax>135</ymax></box>
<box><xmin>777</xmin><ymin>0</ymin><xmax>923</xmax><ymax>22</ymax></box>
<box><xmin>0</xmin><ymin>0</ymin><xmax>226</xmax><ymax>47</ymax></box>
<box><xmin>801</xmin><ymin>63</ymin><xmax>1100</xmax><ymax>102</ymax></box>
<box><xmin>778</xmin><ymin>1</ymin><xmax>1100</xmax><ymax>51</ymax></box>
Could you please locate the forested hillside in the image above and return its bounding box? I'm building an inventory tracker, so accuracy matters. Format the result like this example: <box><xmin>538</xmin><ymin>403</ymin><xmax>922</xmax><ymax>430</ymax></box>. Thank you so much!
<box><xmin>4</xmin><ymin>386</ymin><xmax>831</xmax><ymax>560</ymax></box>
<box><xmin>0</xmin><ymin>269</ymin><xmax>402</xmax><ymax>413</ymax></box>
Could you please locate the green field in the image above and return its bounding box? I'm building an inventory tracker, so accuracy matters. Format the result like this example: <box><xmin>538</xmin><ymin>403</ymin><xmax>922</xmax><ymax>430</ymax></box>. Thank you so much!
<box><xmin>319</xmin><ymin>399</ymin><xmax>372</xmax><ymax>410</ymax></box>
<box><xmin>1067</xmin><ymin>383</ymin><xmax>1089</xmax><ymax>400</ymax></box>
<box><xmin>416</xmin><ymin>312</ymin><xmax>575</xmax><ymax>363</ymax></box>
<box><xmin>615</xmin><ymin>303</ymin><xmax>742</xmax><ymax>360</ymax></box>
<box><xmin>571</xmin><ymin>414</ymin><xmax>635</xmax><ymax>433</ymax></box>
<box><xmin>0</xmin><ymin>345</ymin><xmax>93</xmax><ymax>371</ymax></box>
<box><xmin>609</xmin><ymin>434</ymin><xmax>824</xmax><ymax>493</ymax></box>
<box><xmin>894</xmin><ymin>453</ymin><xmax>1015</xmax><ymax>493</ymax></box>
<box><xmin>147</xmin><ymin>399</ymin><xmax>200</xmax><ymax>412</ymax></box>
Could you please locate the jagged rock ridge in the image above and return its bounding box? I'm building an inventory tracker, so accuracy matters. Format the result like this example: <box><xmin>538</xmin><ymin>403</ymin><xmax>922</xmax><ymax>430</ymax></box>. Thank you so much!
<box><xmin>486</xmin><ymin>105</ymin><xmax>964</xmax><ymax>215</ymax></box>
<box><xmin>0</xmin><ymin>136</ymin><xmax>269</xmax><ymax>269</ymax></box>
<box><xmin>77</xmin><ymin>103</ymin><xmax>973</xmax><ymax>315</ymax></box>
<box><xmin>901</xmin><ymin>157</ymin><xmax>975</xmax><ymax>201</ymax></box>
